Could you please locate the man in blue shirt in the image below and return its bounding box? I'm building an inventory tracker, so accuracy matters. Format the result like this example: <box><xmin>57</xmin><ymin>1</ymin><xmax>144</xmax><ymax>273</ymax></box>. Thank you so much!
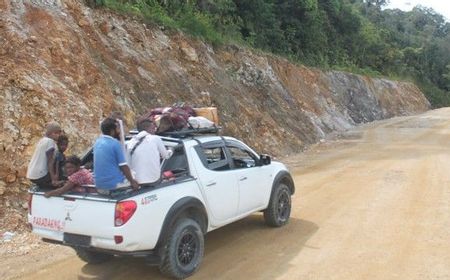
<box><xmin>94</xmin><ymin>117</ymin><xmax>139</xmax><ymax>193</ymax></box>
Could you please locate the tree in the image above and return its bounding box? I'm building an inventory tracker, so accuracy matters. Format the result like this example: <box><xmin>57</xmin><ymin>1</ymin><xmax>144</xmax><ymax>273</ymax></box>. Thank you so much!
<box><xmin>234</xmin><ymin>0</ymin><xmax>287</xmax><ymax>52</ymax></box>
<box><xmin>364</xmin><ymin>0</ymin><xmax>389</xmax><ymax>8</ymax></box>
<box><xmin>443</xmin><ymin>65</ymin><xmax>450</xmax><ymax>90</ymax></box>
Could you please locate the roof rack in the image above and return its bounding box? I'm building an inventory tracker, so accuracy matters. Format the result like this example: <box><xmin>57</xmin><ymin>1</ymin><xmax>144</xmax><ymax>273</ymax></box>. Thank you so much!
<box><xmin>126</xmin><ymin>126</ymin><xmax>221</xmax><ymax>140</ymax></box>
<box><xmin>157</xmin><ymin>126</ymin><xmax>221</xmax><ymax>138</ymax></box>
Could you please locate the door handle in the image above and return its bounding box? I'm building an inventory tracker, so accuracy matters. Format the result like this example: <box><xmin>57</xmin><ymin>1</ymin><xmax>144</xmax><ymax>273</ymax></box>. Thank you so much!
<box><xmin>239</xmin><ymin>177</ymin><xmax>248</xmax><ymax>181</ymax></box>
<box><xmin>206</xmin><ymin>181</ymin><xmax>217</xmax><ymax>187</ymax></box>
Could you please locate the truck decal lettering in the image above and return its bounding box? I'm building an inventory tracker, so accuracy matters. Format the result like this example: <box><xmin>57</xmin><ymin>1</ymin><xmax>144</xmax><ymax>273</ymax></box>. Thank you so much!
<box><xmin>32</xmin><ymin>216</ymin><xmax>65</xmax><ymax>231</ymax></box>
<box><xmin>141</xmin><ymin>194</ymin><xmax>158</xmax><ymax>205</ymax></box>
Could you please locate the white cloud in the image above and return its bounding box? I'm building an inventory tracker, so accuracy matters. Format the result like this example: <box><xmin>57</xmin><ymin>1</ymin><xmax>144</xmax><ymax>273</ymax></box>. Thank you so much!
<box><xmin>385</xmin><ymin>0</ymin><xmax>450</xmax><ymax>21</ymax></box>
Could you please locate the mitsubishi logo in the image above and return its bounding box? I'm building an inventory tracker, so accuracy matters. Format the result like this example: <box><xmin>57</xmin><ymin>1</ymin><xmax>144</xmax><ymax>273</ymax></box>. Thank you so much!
<box><xmin>65</xmin><ymin>212</ymin><xmax>72</xmax><ymax>221</ymax></box>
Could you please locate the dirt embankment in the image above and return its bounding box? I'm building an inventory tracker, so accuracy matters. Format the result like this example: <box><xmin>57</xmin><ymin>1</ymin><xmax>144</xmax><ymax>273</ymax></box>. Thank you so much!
<box><xmin>0</xmin><ymin>0</ymin><xmax>429</xmax><ymax>233</ymax></box>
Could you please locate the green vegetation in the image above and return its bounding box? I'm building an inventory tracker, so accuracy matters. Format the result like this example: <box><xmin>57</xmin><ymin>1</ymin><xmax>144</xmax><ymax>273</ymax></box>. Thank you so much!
<box><xmin>87</xmin><ymin>0</ymin><xmax>450</xmax><ymax>107</ymax></box>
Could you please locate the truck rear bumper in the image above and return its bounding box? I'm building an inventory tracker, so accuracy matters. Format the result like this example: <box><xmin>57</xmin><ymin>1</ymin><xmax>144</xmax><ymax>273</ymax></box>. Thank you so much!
<box><xmin>32</xmin><ymin>226</ymin><xmax>149</xmax><ymax>252</ymax></box>
<box><xmin>42</xmin><ymin>238</ymin><xmax>161</xmax><ymax>265</ymax></box>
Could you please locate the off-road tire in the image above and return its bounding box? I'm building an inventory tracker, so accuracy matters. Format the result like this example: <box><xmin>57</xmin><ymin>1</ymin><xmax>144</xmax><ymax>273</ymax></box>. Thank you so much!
<box><xmin>159</xmin><ymin>218</ymin><xmax>204</xmax><ymax>279</ymax></box>
<box><xmin>264</xmin><ymin>182</ymin><xmax>292</xmax><ymax>227</ymax></box>
<box><xmin>75</xmin><ymin>247</ymin><xmax>113</xmax><ymax>264</ymax></box>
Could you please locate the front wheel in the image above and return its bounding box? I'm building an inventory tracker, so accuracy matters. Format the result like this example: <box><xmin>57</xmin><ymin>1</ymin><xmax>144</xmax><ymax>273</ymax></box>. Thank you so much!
<box><xmin>264</xmin><ymin>183</ymin><xmax>292</xmax><ymax>227</ymax></box>
<box><xmin>75</xmin><ymin>248</ymin><xmax>113</xmax><ymax>264</ymax></box>
<box><xmin>159</xmin><ymin>218</ymin><xmax>204</xmax><ymax>279</ymax></box>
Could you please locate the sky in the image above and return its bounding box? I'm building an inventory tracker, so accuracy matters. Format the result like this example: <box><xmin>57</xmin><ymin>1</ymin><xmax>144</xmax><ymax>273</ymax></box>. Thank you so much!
<box><xmin>385</xmin><ymin>0</ymin><xmax>450</xmax><ymax>21</ymax></box>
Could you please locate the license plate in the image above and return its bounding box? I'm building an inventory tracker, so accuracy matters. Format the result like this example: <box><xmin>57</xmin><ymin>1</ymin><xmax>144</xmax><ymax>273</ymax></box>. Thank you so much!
<box><xmin>63</xmin><ymin>233</ymin><xmax>91</xmax><ymax>247</ymax></box>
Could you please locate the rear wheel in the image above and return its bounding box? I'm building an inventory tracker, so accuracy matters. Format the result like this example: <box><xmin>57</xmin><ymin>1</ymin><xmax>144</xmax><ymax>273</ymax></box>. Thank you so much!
<box><xmin>75</xmin><ymin>248</ymin><xmax>113</xmax><ymax>264</ymax></box>
<box><xmin>159</xmin><ymin>218</ymin><xmax>204</xmax><ymax>279</ymax></box>
<box><xmin>264</xmin><ymin>183</ymin><xmax>292</xmax><ymax>227</ymax></box>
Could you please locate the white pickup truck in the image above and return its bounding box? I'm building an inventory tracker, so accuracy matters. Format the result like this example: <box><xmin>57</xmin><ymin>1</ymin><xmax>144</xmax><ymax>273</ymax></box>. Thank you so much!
<box><xmin>28</xmin><ymin>134</ymin><xmax>295</xmax><ymax>279</ymax></box>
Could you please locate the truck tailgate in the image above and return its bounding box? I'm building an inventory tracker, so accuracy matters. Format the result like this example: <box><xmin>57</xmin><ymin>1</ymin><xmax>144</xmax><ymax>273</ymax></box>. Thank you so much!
<box><xmin>30</xmin><ymin>194</ymin><xmax>116</xmax><ymax>245</ymax></box>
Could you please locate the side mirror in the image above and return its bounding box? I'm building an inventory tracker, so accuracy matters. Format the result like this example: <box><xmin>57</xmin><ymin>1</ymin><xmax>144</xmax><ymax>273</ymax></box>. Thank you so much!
<box><xmin>259</xmin><ymin>154</ymin><xmax>271</xmax><ymax>165</ymax></box>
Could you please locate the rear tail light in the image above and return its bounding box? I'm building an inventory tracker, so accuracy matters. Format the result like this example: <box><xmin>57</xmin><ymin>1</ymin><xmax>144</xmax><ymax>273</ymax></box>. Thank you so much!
<box><xmin>28</xmin><ymin>194</ymin><xmax>33</xmax><ymax>215</ymax></box>
<box><xmin>114</xmin><ymin>200</ymin><xmax>137</xmax><ymax>227</ymax></box>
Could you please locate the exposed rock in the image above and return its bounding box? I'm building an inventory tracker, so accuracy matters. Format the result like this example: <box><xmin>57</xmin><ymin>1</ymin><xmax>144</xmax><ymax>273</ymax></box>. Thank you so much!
<box><xmin>78</xmin><ymin>19</ymin><xmax>89</xmax><ymax>27</ymax></box>
<box><xmin>6</xmin><ymin>174</ymin><xmax>16</xmax><ymax>183</ymax></box>
<box><xmin>0</xmin><ymin>181</ymin><xmax>6</xmax><ymax>195</ymax></box>
<box><xmin>99</xmin><ymin>20</ymin><xmax>109</xmax><ymax>35</ymax></box>
<box><xmin>28</xmin><ymin>36</ymin><xmax>37</xmax><ymax>43</ymax></box>
<box><xmin>179</xmin><ymin>41</ymin><xmax>199</xmax><ymax>62</ymax></box>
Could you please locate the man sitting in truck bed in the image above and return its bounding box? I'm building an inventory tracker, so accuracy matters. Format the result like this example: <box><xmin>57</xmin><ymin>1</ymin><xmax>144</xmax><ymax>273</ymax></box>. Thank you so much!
<box><xmin>93</xmin><ymin>118</ymin><xmax>139</xmax><ymax>194</ymax></box>
<box><xmin>127</xmin><ymin>119</ymin><xmax>173</xmax><ymax>186</ymax></box>
<box><xmin>26</xmin><ymin>122</ymin><xmax>62</xmax><ymax>189</ymax></box>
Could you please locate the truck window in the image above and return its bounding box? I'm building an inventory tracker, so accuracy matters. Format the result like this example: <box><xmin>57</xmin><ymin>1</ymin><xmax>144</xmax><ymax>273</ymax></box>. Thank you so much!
<box><xmin>227</xmin><ymin>146</ymin><xmax>257</xmax><ymax>169</ymax></box>
<box><xmin>162</xmin><ymin>146</ymin><xmax>189</xmax><ymax>176</ymax></box>
<box><xmin>201</xmin><ymin>146</ymin><xmax>230</xmax><ymax>171</ymax></box>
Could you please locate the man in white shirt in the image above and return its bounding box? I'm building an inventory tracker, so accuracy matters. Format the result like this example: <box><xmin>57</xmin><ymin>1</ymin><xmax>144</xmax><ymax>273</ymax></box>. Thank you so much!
<box><xmin>27</xmin><ymin>122</ymin><xmax>62</xmax><ymax>189</ymax></box>
<box><xmin>127</xmin><ymin>119</ymin><xmax>173</xmax><ymax>185</ymax></box>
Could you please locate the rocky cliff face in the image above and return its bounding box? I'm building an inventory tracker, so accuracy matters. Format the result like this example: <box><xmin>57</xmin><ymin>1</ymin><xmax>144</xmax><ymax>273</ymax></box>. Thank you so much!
<box><xmin>0</xmin><ymin>0</ymin><xmax>429</xmax><ymax>201</ymax></box>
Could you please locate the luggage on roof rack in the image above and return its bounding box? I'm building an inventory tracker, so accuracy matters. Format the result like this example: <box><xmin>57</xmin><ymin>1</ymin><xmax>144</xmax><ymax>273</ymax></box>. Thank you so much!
<box><xmin>137</xmin><ymin>104</ymin><xmax>220</xmax><ymax>136</ymax></box>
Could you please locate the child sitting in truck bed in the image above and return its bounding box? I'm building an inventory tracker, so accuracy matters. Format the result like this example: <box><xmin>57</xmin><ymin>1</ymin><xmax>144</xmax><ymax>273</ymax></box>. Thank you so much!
<box><xmin>44</xmin><ymin>155</ymin><xmax>94</xmax><ymax>197</ymax></box>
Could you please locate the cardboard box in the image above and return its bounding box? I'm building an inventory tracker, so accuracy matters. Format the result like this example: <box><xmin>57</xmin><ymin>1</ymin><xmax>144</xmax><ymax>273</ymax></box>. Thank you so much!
<box><xmin>194</xmin><ymin>107</ymin><xmax>219</xmax><ymax>125</ymax></box>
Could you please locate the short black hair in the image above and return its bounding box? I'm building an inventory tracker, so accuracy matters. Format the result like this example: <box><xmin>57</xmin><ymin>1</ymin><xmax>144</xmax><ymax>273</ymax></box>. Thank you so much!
<box><xmin>65</xmin><ymin>155</ymin><xmax>81</xmax><ymax>167</ymax></box>
<box><xmin>57</xmin><ymin>134</ymin><xmax>69</xmax><ymax>144</ymax></box>
<box><xmin>101</xmin><ymin>117</ymin><xmax>117</xmax><ymax>135</ymax></box>
<box><xmin>137</xmin><ymin>119</ymin><xmax>153</xmax><ymax>132</ymax></box>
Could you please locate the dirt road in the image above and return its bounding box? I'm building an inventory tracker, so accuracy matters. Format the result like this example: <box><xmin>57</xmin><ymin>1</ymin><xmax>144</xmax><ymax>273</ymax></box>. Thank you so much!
<box><xmin>8</xmin><ymin>108</ymin><xmax>450</xmax><ymax>279</ymax></box>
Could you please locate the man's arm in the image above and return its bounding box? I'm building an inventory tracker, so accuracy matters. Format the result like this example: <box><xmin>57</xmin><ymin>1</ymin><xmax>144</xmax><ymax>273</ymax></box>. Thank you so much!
<box><xmin>46</xmin><ymin>148</ymin><xmax>59</xmax><ymax>187</ymax></box>
<box><xmin>115</xmin><ymin>140</ymin><xmax>139</xmax><ymax>190</ymax></box>
<box><xmin>44</xmin><ymin>180</ymin><xmax>76</xmax><ymax>197</ymax></box>
<box><xmin>54</xmin><ymin>156</ymin><xmax>59</xmax><ymax>182</ymax></box>
<box><xmin>119</xmin><ymin>165</ymin><xmax>139</xmax><ymax>190</ymax></box>
<box><xmin>157</xmin><ymin>138</ymin><xmax>173</xmax><ymax>159</ymax></box>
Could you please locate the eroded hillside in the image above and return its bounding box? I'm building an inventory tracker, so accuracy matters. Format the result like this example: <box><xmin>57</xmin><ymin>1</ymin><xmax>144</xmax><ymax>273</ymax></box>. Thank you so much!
<box><xmin>0</xmin><ymin>0</ymin><xmax>429</xmax><ymax>223</ymax></box>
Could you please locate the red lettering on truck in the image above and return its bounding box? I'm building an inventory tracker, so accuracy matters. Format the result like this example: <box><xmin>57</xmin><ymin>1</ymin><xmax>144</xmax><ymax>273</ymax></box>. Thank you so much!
<box><xmin>32</xmin><ymin>217</ymin><xmax>65</xmax><ymax>231</ymax></box>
